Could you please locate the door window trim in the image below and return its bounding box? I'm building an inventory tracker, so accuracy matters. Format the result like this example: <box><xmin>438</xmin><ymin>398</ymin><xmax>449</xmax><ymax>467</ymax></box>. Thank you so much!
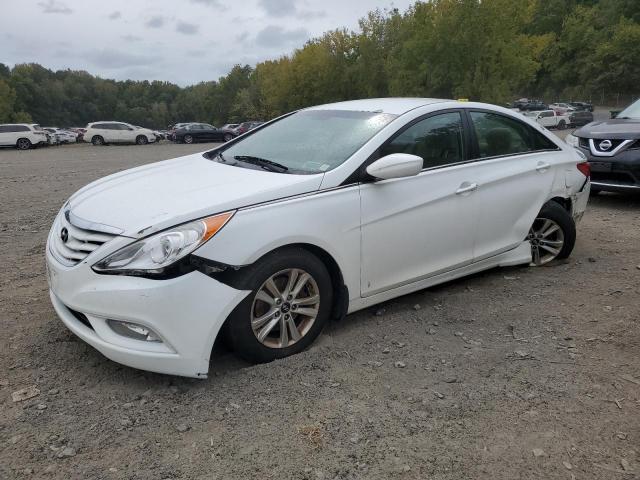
<box><xmin>345</xmin><ymin>108</ymin><xmax>474</xmax><ymax>184</ymax></box>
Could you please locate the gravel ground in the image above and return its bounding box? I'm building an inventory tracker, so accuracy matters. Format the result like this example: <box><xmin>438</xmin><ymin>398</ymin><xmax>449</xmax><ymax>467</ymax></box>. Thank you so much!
<box><xmin>1</xmin><ymin>140</ymin><xmax>639</xmax><ymax>480</ymax></box>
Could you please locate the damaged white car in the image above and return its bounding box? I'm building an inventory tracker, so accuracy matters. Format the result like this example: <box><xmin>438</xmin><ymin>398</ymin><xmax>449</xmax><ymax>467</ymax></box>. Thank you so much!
<box><xmin>46</xmin><ymin>98</ymin><xmax>590</xmax><ymax>377</ymax></box>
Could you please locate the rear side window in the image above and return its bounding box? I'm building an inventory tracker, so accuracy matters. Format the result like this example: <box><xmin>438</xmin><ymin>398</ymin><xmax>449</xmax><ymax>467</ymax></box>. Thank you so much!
<box><xmin>381</xmin><ymin>112</ymin><xmax>465</xmax><ymax>169</ymax></box>
<box><xmin>470</xmin><ymin>111</ymin><xmax>557</xmax><ymax>158</ymax></box>
<box><xmin>15</xmin><ymin>125</ymin><xmax>30</xmax><ymax>132</ymax></box>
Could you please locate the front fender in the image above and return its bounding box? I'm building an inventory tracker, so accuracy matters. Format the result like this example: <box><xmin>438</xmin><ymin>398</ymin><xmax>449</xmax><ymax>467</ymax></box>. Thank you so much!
<box><xmin>194</xmin><ymin>186</ymin><xmax>362</xmax><ymax>302</ymax></box>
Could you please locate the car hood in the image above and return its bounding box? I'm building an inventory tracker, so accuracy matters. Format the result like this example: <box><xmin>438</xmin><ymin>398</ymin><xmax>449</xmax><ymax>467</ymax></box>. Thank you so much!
<box><xmin>67</xmin><ymin>153</ymin><xmax>324</xmax><ymax>238</ymax></box>
<box><xmin>575</xmin><ymin>119</ymin><xmax>640</xmax><ymax>139</ymax></box>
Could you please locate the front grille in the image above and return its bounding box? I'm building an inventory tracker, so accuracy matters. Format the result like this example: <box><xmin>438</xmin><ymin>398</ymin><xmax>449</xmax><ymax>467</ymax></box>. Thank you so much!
<box><xmin>51</xmin><ymin>213</ymin><xmax>115</xmax><ymax>266</ymax></box>
<box><xmin>592</xmin><ymin>139</ymin><xmax>626</xmax><ymax>153</ymax></box>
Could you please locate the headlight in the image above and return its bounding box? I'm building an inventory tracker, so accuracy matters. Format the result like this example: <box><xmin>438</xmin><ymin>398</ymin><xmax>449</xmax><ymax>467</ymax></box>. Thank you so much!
<box><xmin>565</xmin><ymin>134</ymin><xmax>579</xmax><ymax>148</ymax></box>
<box><xmin>92</xmin><ymin>211</ymin><xmax>234</xmax><ymax>275</ymax></box>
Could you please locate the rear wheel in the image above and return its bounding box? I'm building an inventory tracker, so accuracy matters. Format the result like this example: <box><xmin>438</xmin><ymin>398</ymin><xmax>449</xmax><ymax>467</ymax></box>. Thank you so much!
<box><xmin>183</xmin><ymin>134</ymin><xmax>194</xmax><ymax>144</ymax></box>
<box><xmin>558</xmin><ymin>120</ymin><xmax>566</xmax><ymax>130</ymax></box>
<box><xmin>528</xmin><ymin>202</ymin><xmax>576</xmax><ymax>266</ymax></box>
<box><xmin>91</xmin><ymin>135</ymin><xmax>104</xmax><ymax>146</ymax></box>
<box><xmin>136</xmin><ymin>135</ymin><xmax>148</xmax><ymax>145</ymax></box>
<box><xmin>16</xmin><ymin>138</ymin><xmax>31</xmax><ymax>150</ymax></box>
<box><xmin>226</xmin><ymin>248</ymin><xmax>333</xmax><ymax>363</ymax></box>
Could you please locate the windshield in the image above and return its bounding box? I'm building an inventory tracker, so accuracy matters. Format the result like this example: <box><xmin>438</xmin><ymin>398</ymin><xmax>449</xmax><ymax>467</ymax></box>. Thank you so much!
<box><xmin>618</xmin><ymin>99</ymin><xmax>640</xmax><ymax>119</ymax></box>
<box><xmin>217</xmin><ymin>110</ymin><xmax>397</xmax><ymax>174</ymax></box>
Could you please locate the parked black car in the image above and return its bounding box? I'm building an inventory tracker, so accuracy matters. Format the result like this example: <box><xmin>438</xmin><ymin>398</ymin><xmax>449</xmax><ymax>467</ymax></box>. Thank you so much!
<box><xmin>174</xmin><ymin>123</ymin><xmax>236</xmax><ymax>144</ymax></box>
<box><xmin>513</xmin><ymin>99</ymin><xmax>548</xmax><ymax>111</ymax></box>
<box><xmin>567</xmin><ymin>99</ymin><xmax>640</xmax><ymax>193</ymax></box>
<box><xmin>568</xmin><ymin>101</ymin><xmax>594</xmax><ymax>112</ymax></box>
<box><xmin>568</xmin><ymin>110</ymin><xmax>594</xmax><ymax>127</ymax></box>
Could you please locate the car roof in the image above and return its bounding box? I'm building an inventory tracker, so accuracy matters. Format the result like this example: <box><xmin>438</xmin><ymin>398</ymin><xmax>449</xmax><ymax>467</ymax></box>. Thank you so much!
<box><xmin>305</xmin><ymin>97</ymin><xmax>448</xmax><ymax>115</ymax></box>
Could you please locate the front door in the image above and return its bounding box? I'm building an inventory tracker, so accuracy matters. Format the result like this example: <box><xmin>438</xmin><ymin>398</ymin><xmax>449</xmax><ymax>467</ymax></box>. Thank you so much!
<box><xmin>359</xmin><ymin>111</ymin><xmax>478</xmax><ymax>297</ymax></box>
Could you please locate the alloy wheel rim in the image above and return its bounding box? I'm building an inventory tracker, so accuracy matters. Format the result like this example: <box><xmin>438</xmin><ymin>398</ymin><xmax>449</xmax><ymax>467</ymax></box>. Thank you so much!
<box><xmin>251</xmin><ymin>268</ymin><xmax>320</xmax><ymax>349</ymax></box>
<box><xmin>18</xmin><ymin>139</ymin><xmax>29</xmax><ymax>149</ymax></box>
<box><xmin>184</xmin><ymin>135</ymin><xmax>193</xmax><ymax>143</ymax></box>
<box><xmin>528</xmin><ymin>217</ymin><xmax>564</xmax><ymax>266</ymax></box>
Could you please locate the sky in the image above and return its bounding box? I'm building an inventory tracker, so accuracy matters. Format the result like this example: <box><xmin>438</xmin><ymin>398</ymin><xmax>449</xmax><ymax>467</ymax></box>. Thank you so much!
<box><xmin>0</xmin><ymin>0</ymin><xmax>415</xmax><ymax>86</ymax></box>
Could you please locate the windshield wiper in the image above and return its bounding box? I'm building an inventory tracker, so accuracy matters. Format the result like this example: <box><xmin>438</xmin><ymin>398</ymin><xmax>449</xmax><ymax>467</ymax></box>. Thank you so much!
<box><xmin>233</xmin><ymin>155</ymin><xmax>289</xmax><ymax>172</ymax></box>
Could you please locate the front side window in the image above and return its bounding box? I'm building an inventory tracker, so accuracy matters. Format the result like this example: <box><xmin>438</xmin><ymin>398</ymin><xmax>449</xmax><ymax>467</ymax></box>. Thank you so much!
<box><xmin>470</xmin><ymin>111</ymin><xmax>557</xmax><ymax>158</ymax></box>
<box><xmin>218</xmin><ymin>110</ymin><xmax>397</xmax><ymax>174</ymax></box>
<box><xmin>380</xmin><ymin>112</ymin><xmax>465</xmax><ymax>169</ymax></box>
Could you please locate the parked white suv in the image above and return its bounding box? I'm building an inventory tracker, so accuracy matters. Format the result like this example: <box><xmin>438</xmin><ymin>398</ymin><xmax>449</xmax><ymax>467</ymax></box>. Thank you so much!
<box><xmin>84</xmin><ymin>121</ymin><xmax>157</xmax><ymax>146</ymax></box>
<box><xmin>0</xmin><ymin>123</ymin><xmax>49</xmax><ymax>149</ymax></box>
<box><xmin>46</xmin><ymin>98</ymin><xmax>590</xmax><ymax>378</ymax></box>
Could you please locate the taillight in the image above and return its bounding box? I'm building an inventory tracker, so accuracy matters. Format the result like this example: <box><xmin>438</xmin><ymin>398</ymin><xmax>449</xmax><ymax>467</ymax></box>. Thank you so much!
<box><xmin>577</xmin><ymin>162</ymin><xmax>590</xmax><ymax>177</ymax></box>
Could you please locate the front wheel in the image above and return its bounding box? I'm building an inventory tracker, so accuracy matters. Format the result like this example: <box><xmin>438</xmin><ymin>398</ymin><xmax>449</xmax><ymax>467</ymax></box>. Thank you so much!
<box><xmin>91</xmin><ymin>135</ymin><xmax>104</xmax><ymax>146</ymax></box>
<box><xmin>226</xmin><ymin>248</ymin><xmax>333</xmax><ymax>363</ymax></box>
<box><xmin>223</xmin><ymin>133</ymin><xmax>234</xmax><ymax>142</ymax></box>
<box><xmin>183</xmin><ymin>134</ymin><xmax>194</xmax><ymax>144</ymax></box>
<box><xmin>136</xmin><ymin>135</ymin><xmax>148</xmax><ymax>145</ymax></box>
<box><xmin>528</xmin><ymin>202</ymin><xmax>576</xmax><ymax>266</ymax></box>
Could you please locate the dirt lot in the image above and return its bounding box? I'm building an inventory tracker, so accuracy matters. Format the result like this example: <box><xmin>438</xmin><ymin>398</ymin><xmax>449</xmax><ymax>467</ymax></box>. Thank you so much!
<box><xmin>1</xmin><ymin>141</ymin><xmax>639</xmax><ymax>480</ymax></box>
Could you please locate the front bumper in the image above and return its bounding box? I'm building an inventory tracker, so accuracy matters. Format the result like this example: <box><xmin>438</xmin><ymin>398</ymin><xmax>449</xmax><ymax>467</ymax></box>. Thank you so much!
<box><xmin>576</xmin><ymin>144</ymin><xmax>640</xmax><ymax>192</ymax></box>
<box><xmin>46</xmin><ymin>242</ymin><xmax>249</xmax><ymax>378</ymax></box>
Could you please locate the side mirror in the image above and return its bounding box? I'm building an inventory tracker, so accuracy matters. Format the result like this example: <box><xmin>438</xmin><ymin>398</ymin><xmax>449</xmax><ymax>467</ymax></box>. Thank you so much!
<box><xmin>366</xmin><ymin>153</ymin><xmax>423</xmax><ymax>181</ymax></box>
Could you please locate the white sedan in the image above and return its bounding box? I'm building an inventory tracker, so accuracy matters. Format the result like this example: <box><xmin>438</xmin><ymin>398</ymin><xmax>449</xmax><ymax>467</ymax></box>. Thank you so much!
<box><xmin>46</xmin><ymin>98</ymin><xmax>590</xmax><ymax>378</ymax></box>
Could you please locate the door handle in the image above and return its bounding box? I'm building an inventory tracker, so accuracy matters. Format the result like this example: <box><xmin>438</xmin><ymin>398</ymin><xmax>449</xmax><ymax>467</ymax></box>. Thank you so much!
<box><xmin>536</xmin><ymin>161</ymin><xmax>551</xmax><ymax>172</ymax></box>
<box><xmin>455</xmin><ymin>182</ymin><xmax>478</xmax><ymax>195</ymax></box>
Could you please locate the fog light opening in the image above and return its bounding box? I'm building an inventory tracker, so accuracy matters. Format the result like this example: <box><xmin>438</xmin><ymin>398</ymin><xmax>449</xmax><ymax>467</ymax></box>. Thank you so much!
<box><xmin>108</xmin><ymin>320</ymin><xmax>162</xmax><ymax>342</ymax></box>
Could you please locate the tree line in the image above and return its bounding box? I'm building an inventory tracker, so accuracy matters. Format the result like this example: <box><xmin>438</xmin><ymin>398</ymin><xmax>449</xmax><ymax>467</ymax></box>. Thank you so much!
<box><xmin>0</xmin><ymin>0</ymin><xmax>638</xmax><ymax>129</ymax></box>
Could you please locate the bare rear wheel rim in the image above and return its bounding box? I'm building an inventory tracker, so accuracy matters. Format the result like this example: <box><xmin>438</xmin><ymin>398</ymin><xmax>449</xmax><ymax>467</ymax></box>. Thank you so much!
<box><xmin>18</xmin><ymin>139</ymin><xmax>29</xmax><ymax>149</ymax></box>
<box><xmin>528</xmin><ymin>217</ymin><xmax>564</xmax><ymax>266</ymax></box>
<box><xmin>251</xmin><ymin>268</ymin><xmax>320</xmax><ymax>349</ymax></box>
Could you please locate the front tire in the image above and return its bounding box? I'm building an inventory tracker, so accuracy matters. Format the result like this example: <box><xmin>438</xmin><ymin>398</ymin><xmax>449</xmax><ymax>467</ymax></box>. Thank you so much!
<box><xmin>91</xmin><ymin>135</ymin><xmax>104</xmax><ymax>146</ymax></box>
<box><xmin>183</xmin><ymin>134</ymin><xmax>194</xmax><ymax>144</ymax></box>
<box><xmin>16</xmin><ymin>138</ymin><xmax>31</xmax><ymax>150</ymax></box>
<box><xmin>226</xmin><ymin>248</ymin><xmax>333</xmax><ymax>363</ymax></box>
<box><xmin>136</xmin><ymin>135</ymin><xmax>148</xmax><ymax>145</ymax></box>
<box><xmin>528</xmin><ymin>202</ymin><xmax>576</xmax><ymax>266</ymax></box>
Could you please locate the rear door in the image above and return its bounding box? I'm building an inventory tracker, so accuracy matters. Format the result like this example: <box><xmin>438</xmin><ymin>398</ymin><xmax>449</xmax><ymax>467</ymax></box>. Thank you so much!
<box><xmin>464</xmin><ymin>110</ymin><xmax>562</xmax><ymax>262</ymax></box>
<box><xmin>0</xmin><ymin>125</ymin><xmax>11</xmax><ymax>145</ymax></box>
<box><xmin>359</xmin><ymin>110</ymin><xmax>479</xmax><ymax>296</ymax></box>
<box><xmin>99</xmin><ymin>123</ymin><xmax>117</xmax><ymax>142</ymax></box>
